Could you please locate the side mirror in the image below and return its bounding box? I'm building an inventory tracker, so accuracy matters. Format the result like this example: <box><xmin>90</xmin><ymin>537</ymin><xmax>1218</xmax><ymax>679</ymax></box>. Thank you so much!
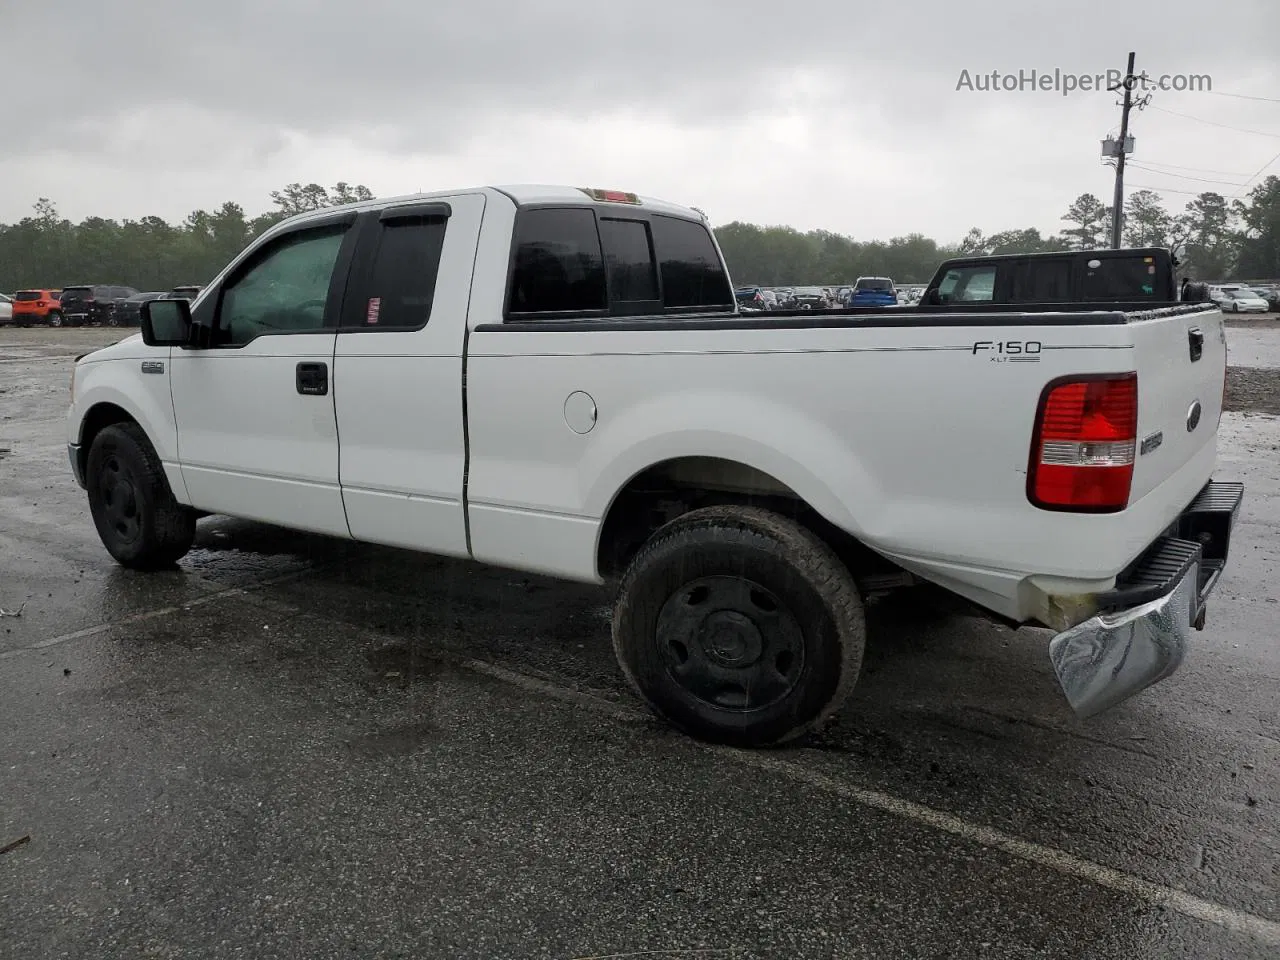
<box><xmin>923</xmin><ymin>288</ymin><xmax>943</xmax><ymax>305</ymax></box>
<box><xmin>140</xmin><ymin>298</ymin><xmax>192</xmax><ymax>347</ymax></box>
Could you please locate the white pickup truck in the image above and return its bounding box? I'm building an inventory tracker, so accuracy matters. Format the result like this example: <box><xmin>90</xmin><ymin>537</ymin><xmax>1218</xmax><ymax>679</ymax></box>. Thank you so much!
<box><xmin>67</xmin><ymin>185</ymin><xmax>1244</xmax><ymax>746</ymax></box>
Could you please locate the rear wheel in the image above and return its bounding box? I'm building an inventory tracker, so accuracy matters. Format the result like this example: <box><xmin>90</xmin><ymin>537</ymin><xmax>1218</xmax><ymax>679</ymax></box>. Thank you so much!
<box><xmin>87</xmin><ymin>423</ymin><xmax>196</xmax><ymax>569</ymax></box>
<box><xmin>612</xmin><ymin>505</ymin><xmax>866</xmax><ymax>746</ymax></box>
<box><xmin>48</xmin><ymin>311</ymin><xmax>63</xmax><ymax>327</ymax></box>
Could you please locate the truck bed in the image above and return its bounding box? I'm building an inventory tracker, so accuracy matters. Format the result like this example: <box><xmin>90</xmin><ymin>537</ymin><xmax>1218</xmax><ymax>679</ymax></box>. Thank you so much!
<box><xmin>466</xmin><ymin>302</ymin><xmax>1226</xmax><ymax>627</ymax></box>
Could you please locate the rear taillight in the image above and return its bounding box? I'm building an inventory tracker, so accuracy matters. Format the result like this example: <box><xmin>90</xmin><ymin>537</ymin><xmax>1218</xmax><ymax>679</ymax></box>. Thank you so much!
<box><xmin>1028</xmin><ymin>373</ymin><xmax>1138</xmax><ymax>512</ymax></box>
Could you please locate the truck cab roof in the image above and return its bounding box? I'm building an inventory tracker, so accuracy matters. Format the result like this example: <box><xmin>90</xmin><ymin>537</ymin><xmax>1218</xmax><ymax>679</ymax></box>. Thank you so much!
<box><xmin>273</xmin><ymin>185</ymin><xmax>707</xmax><ymax>233</ymax></box>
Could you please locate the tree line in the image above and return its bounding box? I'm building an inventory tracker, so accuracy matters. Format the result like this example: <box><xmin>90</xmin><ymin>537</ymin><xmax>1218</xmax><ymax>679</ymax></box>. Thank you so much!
<box><xmin>1</xmin><ymin>178</ymin><xmax>1277</xmax><ymax>294</ymax></box>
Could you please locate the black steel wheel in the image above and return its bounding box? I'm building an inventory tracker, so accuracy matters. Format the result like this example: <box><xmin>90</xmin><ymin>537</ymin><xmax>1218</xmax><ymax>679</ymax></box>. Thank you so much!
<box><xmin>87</xmin><ymin>423</ymin><xmax>196</xmax><ymax>569</ymax></box>
<box><xmin>612</xmin><ymin>505</ymin><xmax>865</xmax><ymax>746</ymax></box>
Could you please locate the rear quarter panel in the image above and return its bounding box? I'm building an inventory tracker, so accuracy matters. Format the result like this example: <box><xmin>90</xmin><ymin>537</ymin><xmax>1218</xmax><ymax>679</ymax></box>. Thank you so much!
<box><xmin>465</xmin><ymin>315</ymin><xmax>1210</xmax><ymax>607</ymax></box>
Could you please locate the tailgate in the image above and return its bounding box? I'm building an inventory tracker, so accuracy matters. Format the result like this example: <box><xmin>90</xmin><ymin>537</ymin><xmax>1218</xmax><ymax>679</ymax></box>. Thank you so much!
<box><xmin>1127</xmin><ymin>306</ymin><xmax>1226</xmax><ymax>504</ymax></box>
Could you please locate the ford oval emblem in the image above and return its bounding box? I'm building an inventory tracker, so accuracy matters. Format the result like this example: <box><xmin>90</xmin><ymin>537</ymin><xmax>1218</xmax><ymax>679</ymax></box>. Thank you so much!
<box><xmin>1186</xmin><ymin>400</ymin><xmax>1202</xmax><ymax>432</ymax></box>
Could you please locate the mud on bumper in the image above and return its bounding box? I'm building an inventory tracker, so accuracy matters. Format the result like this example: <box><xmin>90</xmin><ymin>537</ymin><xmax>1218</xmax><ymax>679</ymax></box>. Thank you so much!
<box><xmin>1049</xmin><ymin>480</ymin><xmax>1245</xmax><ymax>718</ymax></box>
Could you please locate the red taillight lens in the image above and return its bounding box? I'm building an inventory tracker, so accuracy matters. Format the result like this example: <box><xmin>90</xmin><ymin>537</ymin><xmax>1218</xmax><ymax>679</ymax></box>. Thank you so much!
<box><xmin>1028</xmin><ymin>373</ymin><xmax>1138</xmax><ymax>512</ymax></box>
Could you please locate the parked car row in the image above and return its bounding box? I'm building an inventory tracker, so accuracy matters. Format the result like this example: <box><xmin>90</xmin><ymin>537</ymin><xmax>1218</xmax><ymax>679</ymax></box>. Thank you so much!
<box><xmin>1207</xmin><ymin>282</ymin><xmax>1278</xmax><ymax>313</ymax></box>
<box><xmin>0</xmin><ymin>285</ymin><xmax>204</xmax><ymax>327</ymax></box>
<box><xmin>735</xmin><ymin>277</ymin><xmax>909</xmax><ymax>312</ymax></box>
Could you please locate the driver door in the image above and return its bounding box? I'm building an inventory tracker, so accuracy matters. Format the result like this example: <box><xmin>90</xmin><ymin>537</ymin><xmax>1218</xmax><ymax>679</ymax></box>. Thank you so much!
<box><xmin>169</xmin><ymin>213</ymin><xmax>361</xmax><ymax>537</ymax></box>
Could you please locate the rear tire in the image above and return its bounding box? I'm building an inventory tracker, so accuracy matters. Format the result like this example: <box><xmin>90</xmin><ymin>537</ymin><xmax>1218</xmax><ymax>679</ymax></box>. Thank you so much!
<box><xmin>87</xmin><ymin>423</ymin><xmax>196</xmax><ymax>569</ymax></box>
<box><xmin>48</xmin><ymin>311</ymin><xmax>63</xmax><ymax>327</ymax></box>
<box><xmin>612</xmin><ymin>505</ymin><xmax>866</xmax><ymax>747</ymax></box>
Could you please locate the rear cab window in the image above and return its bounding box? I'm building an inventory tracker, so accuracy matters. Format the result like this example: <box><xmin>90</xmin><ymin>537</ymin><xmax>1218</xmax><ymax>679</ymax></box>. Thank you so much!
<box><xmin>1009</xmin><ymin>258</ymin><xmax>1072</xmax><ymax>302</ymax></box>
<box><xmin>506</xmin><ymin>204</ymin><xmax>733</xmax><ymax>319</ymax></box>
<box><xmin>938</xmin><ymin>265</ymin><xmax>996</xmax><ymax>303</ymax></box>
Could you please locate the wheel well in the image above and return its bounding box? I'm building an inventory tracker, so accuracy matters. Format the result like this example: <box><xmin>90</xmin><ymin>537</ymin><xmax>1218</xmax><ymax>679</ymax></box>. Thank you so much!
<box><xmin>77</xmin><ymin>403</ymin><xmax>138</xmax><ymax>474</ymax></box>
<box><xmin>595</xmin><ymin>456</ymin><xmax>897</xmax><ymax>584</ymax></box>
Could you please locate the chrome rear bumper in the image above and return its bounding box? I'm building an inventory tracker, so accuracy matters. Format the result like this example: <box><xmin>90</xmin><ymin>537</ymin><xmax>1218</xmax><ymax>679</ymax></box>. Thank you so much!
<box><xmin>1049</xmin><ymin>480</ymin><xmax>1244</xmax><ymax>718</ymax></box>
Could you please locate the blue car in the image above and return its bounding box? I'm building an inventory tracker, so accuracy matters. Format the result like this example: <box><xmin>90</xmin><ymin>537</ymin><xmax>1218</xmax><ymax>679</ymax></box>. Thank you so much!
<box><xmin>849</xmin><ymin>276</ymin><xmax>898</xmax><ymax>307</ymax></box>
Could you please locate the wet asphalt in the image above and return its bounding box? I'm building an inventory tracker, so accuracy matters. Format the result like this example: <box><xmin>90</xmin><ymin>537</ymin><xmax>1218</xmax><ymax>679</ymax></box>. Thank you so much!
<box><xmin>1</xmin><ymin>326</ymin><xmax>1277</xmax><ymax>960</ymax></box>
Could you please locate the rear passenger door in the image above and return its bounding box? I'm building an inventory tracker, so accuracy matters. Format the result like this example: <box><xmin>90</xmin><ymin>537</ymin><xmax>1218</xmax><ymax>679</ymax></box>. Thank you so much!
<box><xmin>465</xmin><ymin>204</ymin><xmax>737</xmax><ymax>580</ymax></box>
<box><xmin>333</xmin><ymin>192</ymin><xmax>486</xmax><ymax>556</ymax></box>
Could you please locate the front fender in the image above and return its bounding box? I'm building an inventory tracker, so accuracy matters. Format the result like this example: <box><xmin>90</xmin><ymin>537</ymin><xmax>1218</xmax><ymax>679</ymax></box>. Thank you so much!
<box><xmin>580</xmin><ymin>388</ymin><xmax>882</xmax><ymax>536</ymax></box>
<box><xmin>70</xmin><ymin>354</ymin><xmax>178</xmax><ymax>464</ymax></box>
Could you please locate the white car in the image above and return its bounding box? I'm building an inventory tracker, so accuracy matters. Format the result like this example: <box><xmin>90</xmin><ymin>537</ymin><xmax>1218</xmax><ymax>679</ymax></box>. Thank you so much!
<box><xmin>1213</xmin><ymin>286</ymin><xmax>1269</xmax><ymax>313</ymax></box>
<box><xmin>66</xmin><ymin>184</ymin><xmax>1243</xmax><ymax>746</ymax></box>
<box><xmin>0</xmin><ymin>293</ymin><xmax>13</xmax><ymax>326</ymax></box>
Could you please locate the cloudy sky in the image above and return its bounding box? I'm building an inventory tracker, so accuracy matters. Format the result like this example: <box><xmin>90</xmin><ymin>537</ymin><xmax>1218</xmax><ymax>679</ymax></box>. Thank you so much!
<box><xmin>4</xmin><ymin>0</ymin><xmax>1279</xmax><ymax>243</ymax></box>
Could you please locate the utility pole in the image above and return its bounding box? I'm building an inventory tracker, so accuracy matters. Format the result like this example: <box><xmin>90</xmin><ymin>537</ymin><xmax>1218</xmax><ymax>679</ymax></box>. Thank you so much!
<box><xmin>1110</xmin><ymin>51</ymin><xmax>1137</xmax><ymax>249</ymax></box>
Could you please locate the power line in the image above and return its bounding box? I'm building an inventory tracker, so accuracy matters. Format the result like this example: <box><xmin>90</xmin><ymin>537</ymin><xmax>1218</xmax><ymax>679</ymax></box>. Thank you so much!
<box><xmin>1147</xmin><ymin>104</ymin><xmax>1280</xmax><ymax>139</ymax></box>
<box><xmin>1131</xmin><ymin>158</ymin><xmax>1256</xmax><ymax>177</ymax></box>
<box><xmin>1201</xmin><ymin>90</ymin><xmax>1280</xmax><ymax>105</ymax></box>
<box><xmin>1125</xmin><ymin>163</ymin><xmax>1249</xmax><ymax>187</ymax></box>
<box><xmin>1231</xmin><ymin>145</ymin><xmax>1280</xmax><ymax>200</ymax></box>
<box><xmin>1127</xmin><ymin>182</ymin><xmax>1219</xmax><ymax>197</ymax></box>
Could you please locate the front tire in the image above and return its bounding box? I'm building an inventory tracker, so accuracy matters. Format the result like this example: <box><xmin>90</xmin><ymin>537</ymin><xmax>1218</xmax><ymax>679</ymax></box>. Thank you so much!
<box><xmin>612</xmin><ymin>505</ymin><xmax>866</xmax><ymax>747</ymax></box>
<box><xmin>87</xmin><ymin>423</ymin><xmax>196</xmax><ymax>569</ymax></box>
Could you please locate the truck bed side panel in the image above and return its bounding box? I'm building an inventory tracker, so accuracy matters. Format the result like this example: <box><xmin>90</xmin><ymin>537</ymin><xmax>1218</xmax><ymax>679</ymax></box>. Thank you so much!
<box><xmin>464</xmin><ymin>309</ymin><xmax>1223</xmax><ymax>611</ymax></box>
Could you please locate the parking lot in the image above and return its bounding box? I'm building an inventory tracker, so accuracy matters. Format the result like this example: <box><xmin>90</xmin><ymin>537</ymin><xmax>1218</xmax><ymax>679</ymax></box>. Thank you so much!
<box><xmin>2</xmin><ymin>324</ymin><xmax>1278</xmax><ymax>959</ymax></box>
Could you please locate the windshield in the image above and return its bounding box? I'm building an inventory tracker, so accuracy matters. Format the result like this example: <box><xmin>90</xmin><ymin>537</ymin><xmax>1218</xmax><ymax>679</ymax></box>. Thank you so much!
<box><xmin>856</xmin><ymin>278</ymin><xmax>893</xmax><ymax>291</ymax></box>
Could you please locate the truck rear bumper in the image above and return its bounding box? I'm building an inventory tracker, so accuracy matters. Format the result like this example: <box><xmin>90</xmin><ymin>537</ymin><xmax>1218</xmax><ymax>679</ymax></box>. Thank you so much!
<box><xmin>1049</xmin><ymin>480</ymin><xmax>1244</xmax><ymax>718</ymax></box>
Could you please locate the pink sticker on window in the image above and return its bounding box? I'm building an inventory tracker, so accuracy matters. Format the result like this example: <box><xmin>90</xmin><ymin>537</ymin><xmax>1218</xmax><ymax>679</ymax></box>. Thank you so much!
<box><xmin>366</xmin><ymin>297</ymin><xmax>381</xmax><ymax>324</ymax></box>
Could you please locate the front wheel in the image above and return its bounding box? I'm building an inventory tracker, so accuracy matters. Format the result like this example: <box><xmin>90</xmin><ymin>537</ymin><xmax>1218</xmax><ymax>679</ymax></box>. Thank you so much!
<box><xmin>612</xmin><ymin>505</ymin><xmax>866</xmax><ymax>747</ymax></box>
<box><xmin>87</xmin><ymin>423</ymin><xmax>196</xmax><ymax>569</ymax></box>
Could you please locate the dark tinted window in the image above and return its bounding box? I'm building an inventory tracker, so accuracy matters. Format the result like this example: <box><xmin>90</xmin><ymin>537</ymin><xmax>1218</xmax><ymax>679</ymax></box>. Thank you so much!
<box><xmin>650</xmin><ymin>215</ymin><xmax>733</xmax><ymax>309</ymax></box>
<box><xmin>598</xmin><ymin>219</ymin><xmax>658</xmax><ymax>305</ymax></box>
<box><xmin>508</xmin><ymin>208</ymin><xmax>606</xmax><ymax>315</ymax></box>
<box><xmin>354</xmin><ymin>216</ymin><xmax>447</xmax><ymax>329</ymax></box>
<box><xmin>1081</xmin><ymin>255</ymin><xmax>1161</xmax><ymax>300</ymax></box>
<box><xmin>15</xmin><ymin>291</ymin><xmax>41</xmax><ymax>301</ymax></box>
<box><xmin>61</xmin><ymin>287</ymin><xmax>92</xmax><ymax>299</ymax></box>
<box><xmin>1009</xmin><ymin>259</ymin><xmax>1071</xmax><ymax>302</ymax></box>
<box><xmin>856</xmin><ymin>278</ymin><xmax>893</xmax><ymax>291</ymax></box>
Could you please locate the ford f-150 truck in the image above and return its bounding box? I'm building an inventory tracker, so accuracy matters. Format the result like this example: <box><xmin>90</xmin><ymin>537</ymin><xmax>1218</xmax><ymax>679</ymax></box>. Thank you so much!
<box><xmin>66</xmin><ymin>185</ymin><xmax>1243</xmax><ymax>747</ymax></box>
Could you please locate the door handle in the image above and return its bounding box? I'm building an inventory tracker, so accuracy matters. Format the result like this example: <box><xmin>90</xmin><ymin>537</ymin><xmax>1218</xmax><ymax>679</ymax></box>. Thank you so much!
<box><xmin>1188</xmin><ymin>328</ymin><xmax>1204</xmax><ymax>362</ymax></box>
<box><xmin>296</xmin><ymin>361</ymin><xmax>329</xmax><ymax>396</ymax></box>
